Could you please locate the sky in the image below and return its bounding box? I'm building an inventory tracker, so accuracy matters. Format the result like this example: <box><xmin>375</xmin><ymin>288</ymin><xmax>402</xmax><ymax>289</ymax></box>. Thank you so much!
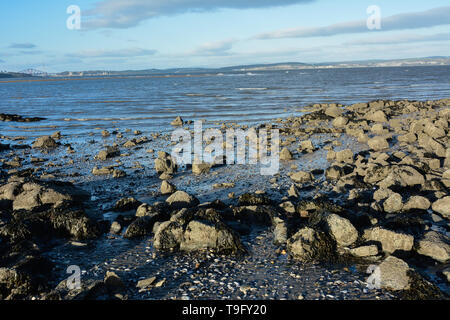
<box><xmin>1</xmin><ymin>0</ymin><xmax>450</xmax><ymax>72</ymax></box>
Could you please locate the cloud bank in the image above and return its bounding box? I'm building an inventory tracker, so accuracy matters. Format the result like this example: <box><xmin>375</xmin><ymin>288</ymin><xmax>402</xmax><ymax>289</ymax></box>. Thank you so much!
<box><xmin>85</xmin><ymin>0</ymin><xmax>314</xmax><ymax>29</ymax></box>
<box><xmin>254</xmin><ymin>6</ymin><xmax>450</xmax><ymax>39</ymax></box>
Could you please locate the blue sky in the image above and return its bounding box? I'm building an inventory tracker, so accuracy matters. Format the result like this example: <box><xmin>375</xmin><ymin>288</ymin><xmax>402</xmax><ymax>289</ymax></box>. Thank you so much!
<box><xmin>1</xmin><ymin>0</ymin><xmax>450</xmax><ymax>72</ymax></box>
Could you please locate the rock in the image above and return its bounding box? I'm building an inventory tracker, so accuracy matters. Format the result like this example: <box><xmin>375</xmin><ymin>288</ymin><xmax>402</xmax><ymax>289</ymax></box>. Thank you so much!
<box><xmin>154</xmin><ymin>152</ymin><xmax>177</xmax><ymax>176</ymax></box>
<box><xmin>287</xmin><ymin>227</ymin><xmax>334</xmax><ymax>262</ymax></box>
<box><xmin>377</xmin><ymin>165</ymin><xmax>425</xmax><ymax>189</ymax></box>
<box><xmin>273</xmin><ymin>217</ymin><xmax>288</xmax><ymax>245</ymax></box>
<box><xmin>290</xmin><ymin>171</ymin><xmax>313</xmax><ymax>183</ymax></box>
<box><xmin>299</xmin><ymin>140</ymin><xmax>315</xmax><ymax>153</ymax></box>
<box><xmin>32</xmin><ymin>136</ymin><xmax>57</xmax><ymax>149</ymax></box>
<box><xmin>416</xmin><ymin>231</ymin><xmax>450</xmax><ymax>263</ymax></box>
<box><xmin>325</xmin><ymin>165</ymin><xmax>344</xmax><ymax>180</ymax></box>
<box><xmin>97</xmin><ymin>146</ymin><xmax>120</xmax><ymax>160</ymax></box>
<box><xmin>104</xmin><ymin>271</ymin><xmax>125</xmax><ymax>292</ymax></box>
<box><xmin>238</xmin><ymin>193</ymin><xmax>271</xmax><ymax>206</ymax></box>
<box><xmin>324</xmin><ymin>214</ymin><xmax>358</xmax><ymax>247</ymax></box>
<box><xmin>363</xmin><ymin>227</ymin><xmax>414</xmax><ymax>254</ymax></box>
<box><xmin>160</xmin><ymin>180</ymin><xmax>176</xmax><ymax>195</ymax></box>
<box><xmin>171</xmin><ymin>116</ymin><xmax>183</xmax><ymax>126</ymax></box>
<box><xmin>112</xmin><ymin>169</ymin><xmax>126</xmax><ymax>178</ymax></box>
<box><xmin>49</xmin><ymin>210</ymin><xmax>99</xmax><ymax>240</ymax></box>
<box><xmin>136</xmin><ymin>277</ymin><xmax>156</xmax><ymax>289</ymax></box>
<box><xmin>114</xmin><ymin>197</ymin><xmax>141</xmax><ymax>212</ymax></box>
<box><xmin>368</xmin><ymin>136</ymin><xmax>389</xmax><ymax>151</ymax></box>
<box><xmin>180</xmin><ymin>220</ymin><xmax>244</xmax><ymax>254</ymax></box>
<box><xmin>288</xmin><ymin>184</ymin><xmax>299</xmax><ymax>198</ymax></box>
<box><xmin>325</xmin><ymin>106</ymin><xmax>343</xmax><ymax>118</ymax></box>
<box><xmin>110</xmin><ymin>221</ymin><xmax>122</xmax><ymax>234</ymax></box>
<box><xmin>92</xmin><ymin>166</ymin><xmax>113</xmax><ymax>175</ymax></box>
<box><xmin>367</xmin><ymin>110</ymin><xmax>388</xmax><ymax>123</ymax></box>
<box><xmin>101</xmin><ymin>130</ymin><xmax>110</xmax><ymax>137</ymax></box>
<box><xmin>432</xmin><ymin>197</ymin><xmax>450</xmax><ymax>219</ymax></box>
<box><xmin>349</xmin><ymin>245</ymin><xmax>378</xmax><ymax>257</ymax></box>
<box><xmin>165</xmin><ymin>191</ymin><xmax>199</xmax><ymax>209</ymax></box>
<box><xmin>280</xmin><ymin>147</ymin><xmax>293</xmax><ymax>160</ymax></box>
<box><xmin>424</xmin><ymin>123</ymin><xmax>445</xmax><ymax>139</ymax></box>
<box><xmin>332</xmin><ymin>116</ymin><xmax>348</xmax><ymax>128</ymax></box>
<box><xmin>51</xmin><ymin>131</ymin><xmax>61</xmax><ymax>140</ymax></box>
<box><xmin>383</xmin><ymin>193</ymin><xmax>403</xmax><ymax>213</ymax></box>
<box><xmin>403</xmin><ymin>196</ymin><xmax>431</xmax><ymax>211</ymax></box>
<box><xmin>279</xmin><ymin>201</ymin><xmax>295</xmax><ymax>213</ymax></box>
<box><xmin>153</xmin><ymin>221</ymin><xmax>184</xmax><ymax>250</ymax></box>
<box><xmin>192</xmin><ymin>162</ymin><xmax>212</xmax><ymax>175</ymax></box>
<box><xmin>335</xmin><ymin>149</ymin><xmax>353</xmax><ymax>164</ymax></box>
<box><xmin>377</xmin><ymin>256</ymin><xmax>411</xmax><ymax>291</ymax></box>
<box><xmin>124</xmin><ymin>216</ymin><xmax>159</xmax><ymax>239</ymax></box>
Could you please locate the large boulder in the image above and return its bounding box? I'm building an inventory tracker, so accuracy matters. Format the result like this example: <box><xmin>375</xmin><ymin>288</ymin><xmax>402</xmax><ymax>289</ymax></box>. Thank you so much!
<box><xmin>32</xmin><ymin>136</ymin><xmax>58</xmax><ymax>149</ymax></box>
<box><xmin>363</xmin><ymin>227</ymin><xmax>414</xmax><ymax>254</ymax></box>
<box><xmin>324</xmin><ymin>214</ymin><xmax>358</xmax><ymax>247</ymax></box>
<box><xmin>287</xmin><ymin>227</ymin><xmax>334</xmax><ymax>262</ymax></box>
<box><xmin>432</xmin><ymin>196</ymin><xmax>450</xmax><ymax>219</ymax></box>
<box><xmin>377</xmin><ymin>256</ymin><xmax>411</xmax><ymax>291</ymax></box>
<box><xmin>165</xmin><ymin>191</ymin><xmax>199</xmax><ymax>209</ymax></box>
<box><xmin>416</xmin><ymin>231</ymin><xmax>450</xmax><ymax>263</ymax></box>
<box><xmin>180</xmin><ymin>220</ymin><xmax>244</xmax><ymax>254</ymax></box>
<box><xmin>290</xmin><ymin>171</ymin><xmax>313</xmax><ymax>183</ymax></box>
<box><xmin>367</xmin><ymin>136</ymin><xmax>389</xmax><ymax>151</ymax></box>
<box><xmin>153</xmin><ymin>221</ymin><xmax>184</xmax><ymax>250</ymax></box>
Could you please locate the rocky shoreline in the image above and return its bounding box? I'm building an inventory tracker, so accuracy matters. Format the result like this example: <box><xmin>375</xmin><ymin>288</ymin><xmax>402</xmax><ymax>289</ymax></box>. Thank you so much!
<box><xmin>0</xmin><ymin>98</ymin><xmax>449</xmax><ymax>300</ymax></box>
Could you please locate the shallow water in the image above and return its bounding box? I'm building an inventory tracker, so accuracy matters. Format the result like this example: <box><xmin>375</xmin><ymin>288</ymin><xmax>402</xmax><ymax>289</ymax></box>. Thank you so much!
<box><xmin>1</xmin><ymin>66</ymin><xmax>449</xmax><ymax>140</ymax></box>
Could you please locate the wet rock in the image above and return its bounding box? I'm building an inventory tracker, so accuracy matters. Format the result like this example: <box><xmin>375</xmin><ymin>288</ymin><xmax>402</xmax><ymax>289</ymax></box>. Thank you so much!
<box><xmin>324</xmin><ymin>214</ymin><xmax>358</xmax><ymax>247</ymax></box>
<box><xmin>349</xmin><ymin>245</ymin><xmax>378</xmax><ymax>257</ymax></box>
<box><xmin>104</xmin><ymin>271</ymin><xmax>125</xmax><ymax>292</ymax></box>
<box><xmin>110</xmin><ymin>221</ymin><xmax>122</xmax><ymax>234</ymax></box>
<box><xmin>123</xmin><ymin>214</ymin><xmax>164</xmax><ymax>239</ymax></box>
<box><xmin>96</xmin><ymin>146</ymin><xmax>120</xmax><ymax>161</ymax></box>
<box><xmin>431</xmin><ymin>196</ymin><xmax>450</xmax><ymax>219</ymax></box>
<box><xmin>171</xmin><ymin>116</ymin><xmax>184</xmax><ymax>126</ymax></box>
<box><xmin>180</xmin><ymin>219</ymin><xmax>244</xmax><ymax>254</ymax></box>
<box><xmin>290</xmin><ymin>171</ymin><xmax>313</xmax><ymax>183</ymax></box>
<box><xmin>287</xmin><ymin>227</ymin><xmax>334</xmax><ymax>262</ymax></box>
<box><xmin>367</xmin><ymin>136</ymin><xmax>389</xmax><ymax>151</ymax></box>
<box><xmin>288</xmin><ymin>184</ymin><xmax>299</xmax><ymax>198</ymax></box>
<box><xmin>363</xmin><ymin>227</ymin><xmax>414</xmax><ymax>254</ymax></box>
<box><xmin>238</xmin><ymin>193</ymin><xmax>271</xmax><ymax>206</ymax></box>
<box><xmin>280</xmin><ymin>147</ymin><xmax>293</xmax><ymax>160</ymax></box>
<box><xmin>273</xmin><ymin>217</ymin><xmax>288</xmax><ymax>245</ymax></box>
<box><xmin>192</xmin><ymin>162</ymin><xmax>212</xmax><ymax>175</ymax></box>
<box><xmin>49</xmin><ymin>210</ymin><xmax>99</xmax><ymax>240</ymax></box>
<box><xmin>114</xmin><ymin>197</ymin><xmax>141</xmax><ymax>212</ymax></box>
<box><xmin>231</xmin><ymin>205</ymin><xmax>274</xmax><ymax>225</ymax></box>
<box><xmin>325</xmin><ymin>166</ymin><xmax>344</xmax><ymax>181</ymax></box>
<box><xmin>160</xmin><ymin>180</ymin><xmax>176</xmax><ymax>195</ymax></box>
<box><xmin>112</xmin><ymin>169</ymin><xmax>126</xmax><ymax>178</ymax></box>
<box><xmin>298</xmin><ymin>140</ymin><xmax>316</xmax><ymax>153</ymax></box>
<box><xmin>166</xmin><ymin>191</ymin><xmax>199</xmax><ymax>209</ymax></box>
<box><xmin>416</xmin><ymin>231</ymin><xmax>450</xmax><ymax>263</ymax></box>
<box><xmin>153</xmin><ymin>221</ymin><xmax>184</xmax><ymax>250</ymax></box>
<box><xmin>154</xmin><ymin>151</ymin><xmax>177</xmax><ymax>176</ymax></box>
<box><xmin>378</xmin><ymin>256</ymin><xmax>411</xmax><ymax>291</ymax></box>
<box><xmin>92</xmin><ymin>166</ymin><xmax>113</xmax><ymax>175</ymax></box>
<box><xmin>32</xmin><ymin>136</ymin><xmax>58</xmax><ymax>149</ymax></box>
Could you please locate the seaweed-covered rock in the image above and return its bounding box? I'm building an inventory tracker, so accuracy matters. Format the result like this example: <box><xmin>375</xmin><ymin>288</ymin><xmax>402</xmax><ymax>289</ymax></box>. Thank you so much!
<box><xmin>415</xmin><ymin>231</ymin><xmax>450</xmax><ymax>263</ymax></box>
<box><xmin>287</xmin><ymin>227</ymin><xmax>335</xmax><ymax>262</ymax></box>
<box><xmin>166</xmin><ymin>191</ymin><xmax>199</xmax><ymax>209</ymax></box>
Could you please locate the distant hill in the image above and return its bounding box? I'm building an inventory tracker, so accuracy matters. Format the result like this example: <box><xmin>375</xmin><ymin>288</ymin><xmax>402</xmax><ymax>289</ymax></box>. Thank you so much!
<box><xmin>46</xmin><ymin>56</ymin><xmax>450</xmax><ymax>78</ymax></box>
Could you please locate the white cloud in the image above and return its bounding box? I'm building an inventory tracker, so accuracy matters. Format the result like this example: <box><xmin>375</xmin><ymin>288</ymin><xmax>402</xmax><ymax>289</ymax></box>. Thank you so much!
<box><xmin>345</xmin><ymin>32</ymin><xmax>450</xmax><ymax>46</ymax></box>
<box><xmin>85</xmin><ymin>0</ymin><xmax>314</xmax><ymax>29</ymax></box>
<box><xmin>254</xmin><ymin>6</ymin><xmax>450</xmax><ymax>39</ymax></box>
<box><xmin>67</xmin><ymin>48</ymin><xmax>157</xmax><ymax>58</ymax></box>
<box><xmin>190</xmin><ymin>39</ymin><xmax>236</xmax><ymax>56</ymax></box>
